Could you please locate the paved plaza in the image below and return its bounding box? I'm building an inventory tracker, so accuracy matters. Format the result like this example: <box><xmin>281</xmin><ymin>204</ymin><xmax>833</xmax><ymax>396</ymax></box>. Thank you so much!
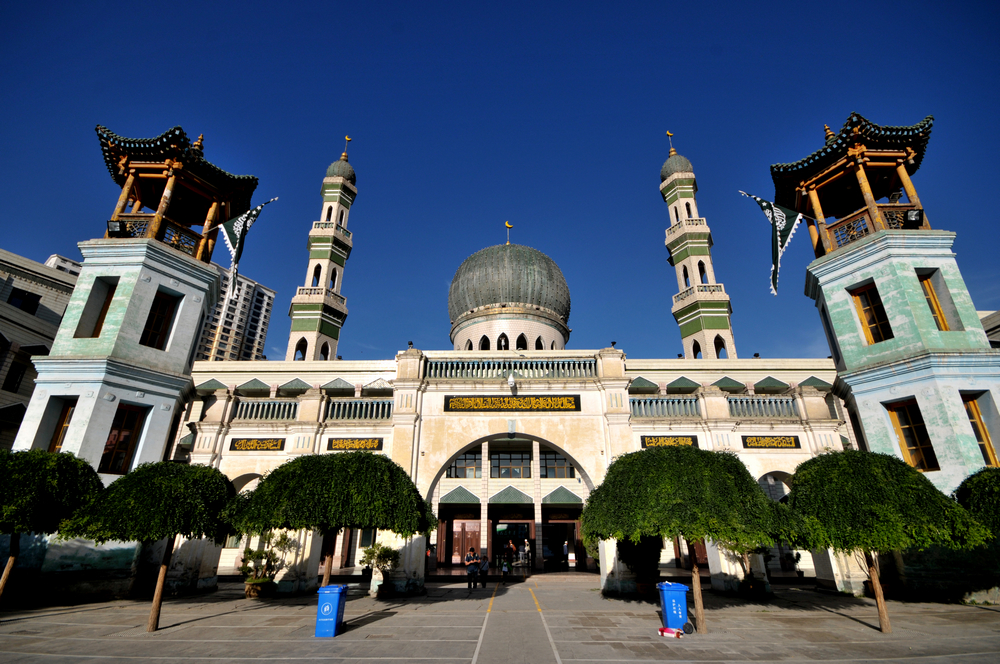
<box><xmin>1</xmin><ymin>574</ymin><xmax>999</xmax><ymax>663</ymax></box>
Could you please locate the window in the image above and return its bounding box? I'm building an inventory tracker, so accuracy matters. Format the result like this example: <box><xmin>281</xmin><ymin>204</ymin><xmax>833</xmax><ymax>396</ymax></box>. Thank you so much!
<box><xmin>139</xmin><ymin>290</ymin><xmax>180</xmax><ymax>350</ymax></box>
<box><xmin>692</xmin><ymin>340</ymin><xmax>702</xmax><ymax>359</ymax></box>
<box><xmin>326</xmin><ymin>207</ymin><xmax>332</xmax><ymax>222</ymax></box>
<box><xmin>516</xmin><ymin>334</ymin><xmax>527</xmax><ymax>351</ymax></box>
<box><xmin>320</xmin><ymin>342</ymin><xmax>330</xmax><ymax>361</ymax></box>
<box><xmin>491</xmin><ymin>452</ymin><xmax>531</xmax><ymax>479</ymax></box>
<box><xmin>497</xmin><ymin>334</ymin><xmax>509</xmax><ymax>351</ymax></box>
<box><xmin>714</xmin><ymin>335</ymin><xmax>727</xmax><ymax>359</ymax></box>
<box><xmin>75</xmin><ymin>277</ymin><xmax>118</xmax><ymax>339</ymax></box>
<box><xmin>540</xmin><ymin>452</ymin><xmax>574</xmax><ymax>478</ymax></box>
<box><xmin>698</xmin><ymin>261</ymin><xmax>707</xmax><ymax>284</ymax></box>
<box><xmin>2</xmin><ymin>362</ymin><xmax>28</xmax><ymax>393</ymax></box>
<box><xmin>465</xmin><ymin>339</ymin><xmax>473</xmax><ymax>350</ymax></box>
<box><xmin>312</xmin><ymin>264</ymin><xmax>321</xmax><ymax>287</ymax></box>
<box><xmin>7</xmin><ymin>287</ymin><xmax>41</xmax><ymax>316</ymax></box>
<box><xmin>329</xmin><ymin>268</ymin><xmax>337</xmax><ymax>291</ymax></box>
<box><xmin>338</xmin><ymin>210</ymin><xmax>345</xmax><ymax>226</ymax></box>
<box><xmin>48</xmin><ymin>398</ymin><xmax>77</xmax><ymax>453</ymax></box>
<box><xmin>535</xmin><ymin>336</ymin><xmax>543</xmax><ymax>350</ymax></box>
<box><xmin>479</xmin><ymin>336</ymin><xmax>490</xmax><ymax>351</ymax></box>
<box><xmin>963</xmin><ymin>394</ymin><xmax>998</xmax><ymax>467</ymax></box>
<box><xmin>359</xmin><ymin>529</ymin><xmax>376</xmax><ymax>547</ymax></box>
<box><xmin>683</xmin><ymin>266</ymin><xmax>690</xmax><ymax>288</ymax></box>
<box><xmin>294</xmin><ymin>338</ymin><xmax>308</xmax><ymax>360</ymax></box>
<box><xmin>673</xmin><ymin>207</ymin><xmax>679</xmax><ymax>222</ymax></box>
<box><xmin>447</xmin><ymin>453</ymin><xmax>482</xmax><ymax>478</ymax></box>
<box><xmin>919</xmin><ymin>273</ymin><xmax>948</xmax><ymax>331</ymax></box>
<box><xmin>685</xmin><ymin>202</ymin><xmax>692</xmax><ymax>219</ymax></box>
<box><xmin>851</xmin><ymin>283</ymin><xmax>894</xmax><ymax>344</ymax></box>
<box><xmin>98</xmin><ymin>403</ymin><xmax>147</xmax><ymax>475</ymax></box>
<box><xmin>915</xmin><ymin>270</ymin><xmax>963</xmax><ymax>331</ymax></box>
<box><xmin>887</xmin><ymin>400</ymin><xmax>939</xmax><ymax>471</ymax></box>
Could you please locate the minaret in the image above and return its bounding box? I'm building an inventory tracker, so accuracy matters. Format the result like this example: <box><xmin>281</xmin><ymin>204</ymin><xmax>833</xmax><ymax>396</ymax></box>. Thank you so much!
<box><xmin>285</xmin><ymin>138</ymin><xmax>355</xmax><ymax>361</ymax></box>
<box><xmin>660</xmin><ymin>139</ymin><xmax>737</xmax><ymax>359</ymax></box>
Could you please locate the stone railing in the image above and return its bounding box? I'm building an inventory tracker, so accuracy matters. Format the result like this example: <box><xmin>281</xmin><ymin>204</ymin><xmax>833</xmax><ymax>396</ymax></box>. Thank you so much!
<box><xmin>425</xmin><ymin>358</ymin><xmax>597</xmax><ymax>380</ymax></box>
<box><xmin>728</xmin><ymin>396</ymin><xmax>798</xmax><ymax>419</ymax></box>
<box><xmin>311</xmin><ymin>221</ymin><xmax>353</xmax><ymax>239</ymax></box>
<box><xmin>233</xmin><ymin>399</ymin><xmax>298</xmax><ymax>421</ymax></box>
<box><xmin>630</xmin><ymin>397</ymin><xmax>700</xmax><ymax>418</ymax></box>
<box><xmin>665</xmin><ymin>218</ymin><xmax>707</xmax><ymax>238</ymax></box>
<box><xmin>673</xmin><ymin>284</ymin><xmax>725</xmax><ymax>304</ymax></box>
<box><xmin>326</xmin><ymin>399</ymin><xmax>394</xmax><ymax>421</ymax></box>
<box><xmin>296</xmin><ymin>287</ymin><xmax>347</xmax><ymax>305</ymax></box>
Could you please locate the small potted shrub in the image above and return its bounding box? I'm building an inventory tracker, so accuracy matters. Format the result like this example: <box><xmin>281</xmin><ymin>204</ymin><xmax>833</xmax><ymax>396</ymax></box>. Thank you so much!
<box><xmin>239</xmin><ymin>531</ymin><xmax>298</xmax><ymax>598</ymax></box>
<box><xmin>360</xmin><ymin>543</ymin><xmax>400</xmax><ymax>598</ymax></box>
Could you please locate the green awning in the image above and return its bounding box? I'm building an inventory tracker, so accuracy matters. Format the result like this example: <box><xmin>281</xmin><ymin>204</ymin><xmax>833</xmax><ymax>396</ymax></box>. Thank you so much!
<box><xmin>666</xmin><ymin>377</ymin><xmax>701</xmax><ymax>394</ymax></box>
<box><xmin>542</xmin><ymin>487</ymin><xmax>582</xmax><ymax>504</ymax></box>
<box><xmin>277</xmin><ymin>378</ymin><xmax>312</xmax><ymax>396</ymax></box>
<box><xmin>195</xmin><ymin>379</ymin><xmax>227</xmax><ymax>394</ymax></box>
<box><xmin>754</xmin><ymin>376</ymin><xmax>789</xmax><ymax>394</ymax></box>
<box><xmin>321</xmin><ymin>377</ymin><xmax>355</xmax><ymax>395</ymax></box>
<box><xmin>235</xmin><ymin>378</ymin><xmax>271</xmax><ymax>396</ymax></box>
<box><xmin>628</xmin><ymin>376</ymin><xmax>659</xmax><ymax>394</ymax></box>
<box><xmin>489</xmin><ymin>486</ymin><xmax>533</xmax><ymax>504</ymax></box>
<box><xmin>800</xmin><ymin>376</ymin><xmax>833</xmax><ymax>391</ymax></box>
<box><xmin>712</xmin><ymin>377</ymin><xmax>745</xmax><ymax>393</ymax></box>
<box><xmin>440</xmin><ymin>486</ymin><xmax>480</xmax><ymax>504</ymax></box>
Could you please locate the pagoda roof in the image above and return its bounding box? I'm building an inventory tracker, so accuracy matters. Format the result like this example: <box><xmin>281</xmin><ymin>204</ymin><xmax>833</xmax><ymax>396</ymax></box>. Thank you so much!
<box><xmin>96</xmin><ymin>125</ymin><xmax>259</xmax><ymax>215</ymax></box>
<box><xmin>770</xmin><ymin>113</ymin><xmax>933</xmax><ymax>210</ymax></box>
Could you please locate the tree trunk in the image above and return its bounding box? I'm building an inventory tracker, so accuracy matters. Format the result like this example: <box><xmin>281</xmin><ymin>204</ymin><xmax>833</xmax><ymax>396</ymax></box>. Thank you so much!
<box><xmin>321</xmin><ymin>529</ymin><xmax>333</xmax><ymax>588</ymax></box>
<box><xmin>147</xmin><ymin>535</ymin><xmax>177</xmax><ymax>633</ymax></box>
<box><xmin>0</xmin><ymin>533</ymin><xmax>20</xmax><ymax>601</ymax></box>
<box><xmin>690</xmin><ymin>560</ymin><xmax>706</xmax><ymax>633</ymax></box>
<box><xmin>864</xmin><ymin>550</ymin><xmax>891</xmax><ymax>634</ymax></box>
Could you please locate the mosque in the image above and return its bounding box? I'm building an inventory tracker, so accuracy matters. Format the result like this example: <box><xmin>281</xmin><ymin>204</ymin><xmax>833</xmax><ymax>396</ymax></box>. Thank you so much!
<box><xmin>168</xmin><ymin>141</ymin><xmax>858</xmax><ymax>593</ymax></box>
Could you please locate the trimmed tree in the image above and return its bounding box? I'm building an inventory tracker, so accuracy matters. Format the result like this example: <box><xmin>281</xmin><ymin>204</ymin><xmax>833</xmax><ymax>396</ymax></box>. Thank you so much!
<box><xmin>788</xmin><ymin>450</ymin><xmax>990</xmax><ymax>634</ymax></box>
<box><xmin>581</xmin><ymin>446</ymin><xmax>779</xmax><ymax>633</ymax></box>
<box><xmin>63</xmin><ymin>462</ymin><xmax>235</xmax><ymax>632</ymax></box>
<box><xmin>0</xmin><ymin>449</ymin><xmax>104</xmax><ymax>602</ymax></box>
<box><xmin>954</xmin><ymin>466</ymin><xmax>1000</xmax><ymax>537</ymax></box>
<box><xmin>231</xmin><ymin>452</ymin><xmax>435</xmax><ymax>588</ymax></box>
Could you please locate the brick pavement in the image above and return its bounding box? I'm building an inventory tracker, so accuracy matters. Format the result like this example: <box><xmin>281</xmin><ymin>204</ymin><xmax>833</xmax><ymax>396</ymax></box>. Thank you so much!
<box><xmin>1</xmin><ymin>574</ymin><xmax>999</xmax><ymax>663</ymax></box>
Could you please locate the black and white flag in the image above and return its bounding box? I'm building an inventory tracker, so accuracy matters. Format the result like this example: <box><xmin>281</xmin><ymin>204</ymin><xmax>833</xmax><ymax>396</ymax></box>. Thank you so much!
<box><xmin>739</xmin><ymin>192</ymin><xmax>809</xmax><ymax>295</ymax></box>
<box><xmin>219</xmin><ymin>197</ymin><xmax>277</xmax><ymax>301</ymax></box>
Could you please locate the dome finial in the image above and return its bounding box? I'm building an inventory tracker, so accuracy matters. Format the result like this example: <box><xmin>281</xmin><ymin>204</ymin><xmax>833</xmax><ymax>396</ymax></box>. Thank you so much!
<box><xmin>824</xmin><ymin>124</ymin><xmax>835</xmax><ymax>142</ymax></box>
<box><xmin>505</xmin><ymin>220</ymin><xmax>513</xmax><ymax>245</ymax></box>
<box><xmin>666</xmin><ymin>130</ymin><xmax>677</xmax><ymax>156</ymax></box>
<box><xmin>341</xmin><ymin>135</ymin><xmax>351</xmax><ymax>161</ymax></box>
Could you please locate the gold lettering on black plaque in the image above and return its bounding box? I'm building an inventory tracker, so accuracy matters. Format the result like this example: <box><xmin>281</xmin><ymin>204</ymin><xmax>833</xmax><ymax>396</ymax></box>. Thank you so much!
<box><xmin>741</xmin><ymin>435</ymin><xmax>801</xmax><ymax>449</ymax></box>
<box><xmin>641</xmin><ymin>435</ymin><xmax>698</xmax><ymax>448</ymax></box>
<box><xmin>229</xmin><ymin>438</ymin><xmax>285</xmax><ymax>451</ymax></box>
<box><xmin>327</xmin><ymin>437</ymin><xmax>384</xmax><ymax>451</ymax></box>
<box><xmin>444</xmin><ymin>395</ymin><xmax>580</xmax><ymax>412</ymax></box>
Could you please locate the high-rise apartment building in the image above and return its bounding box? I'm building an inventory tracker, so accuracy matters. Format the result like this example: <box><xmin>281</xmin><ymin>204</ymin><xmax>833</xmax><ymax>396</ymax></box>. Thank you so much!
<box><xmin>195</xmin><ymin>264</ymin><xmax>275</xmax><ymax>362</ymax></box>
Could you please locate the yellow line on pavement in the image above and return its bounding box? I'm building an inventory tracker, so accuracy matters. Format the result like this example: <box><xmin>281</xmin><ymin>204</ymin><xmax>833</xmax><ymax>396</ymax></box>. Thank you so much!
<box><xmin>488</xmin><ymin>582</ymin><xmax>499</xmax><ymax>613</ymax></box>
<box><xmin>529</xmin><ymin>587</ymin><xmax>542</xmax><ymax>612</ymax></box>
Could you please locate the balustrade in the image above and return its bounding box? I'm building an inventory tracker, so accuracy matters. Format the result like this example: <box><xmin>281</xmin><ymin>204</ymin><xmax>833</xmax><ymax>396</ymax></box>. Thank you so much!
<box><xmin>233</xmin><ymin>399</ymin><xmax>298</xmax><ymax>421</ymax></box>
<box><xmin>325</xmin><ymin>399</ymin><xmax>394</xmax><ymax>420</ymax></box>
<box><xmin>629</xmin><ymin>397</ymin><xmax>700</xmax><ymax>418</ymax></box>
<box><xmin>424</xmin><ymin>358</ymin><xmax>597</xmax><ymax>379</ymax></box>
<box><xmin>728</xmin><ymin>396</ymin><xmax>798</xmax><ymax>419</ymax></box>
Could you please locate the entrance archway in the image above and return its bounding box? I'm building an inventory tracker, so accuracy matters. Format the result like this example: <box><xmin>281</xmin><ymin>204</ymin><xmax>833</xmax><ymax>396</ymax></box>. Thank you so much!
<box><xmin>428</xmin><ymin>433</ymin><xmax>597</xmax><ymax>573</ymax></box>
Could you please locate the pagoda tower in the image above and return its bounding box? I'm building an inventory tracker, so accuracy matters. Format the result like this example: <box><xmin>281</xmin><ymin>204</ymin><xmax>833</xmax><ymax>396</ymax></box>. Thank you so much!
<box><xmin>775</xmin><ymin>113</ymin><xmax>1000</xmax><ymax>492</ymax></box>
<box><xmin>284</xmin><ymin>144</ymin><xmax>356</xmax><ymax>361</ymax></box>
<box><xmin>14</xmin><ymin>126</ymin><xmax>255</xmax><ymax>477</ymax></box>
<box><xmin>660</xmin><ymin>144</ymin><xmax>737</xmax><ymax>359</ymax></box>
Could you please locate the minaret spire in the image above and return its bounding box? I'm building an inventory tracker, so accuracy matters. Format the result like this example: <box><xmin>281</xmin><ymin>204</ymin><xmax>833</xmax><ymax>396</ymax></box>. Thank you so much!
<box><xmin>659</xmin><ymin>140</ymin><xmax>738</xmax><ymax>360</ymax></box>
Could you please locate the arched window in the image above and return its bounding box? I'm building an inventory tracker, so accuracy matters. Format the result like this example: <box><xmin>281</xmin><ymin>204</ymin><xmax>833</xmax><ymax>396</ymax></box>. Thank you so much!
<box><xmin>320</xmin><ymin>342</ymin><xmax>330</xmax><ymax>361</ymax></box>
<box><xmin>338</xmin><ymin>210</ymin><xmax>345</xmax><ymax>226</ymax></box>
<box><xmin>465</xmin><ymin>339</ymin><xmax>473</xmax><ymax>350</ymax></box>
<box><xmin>714</xmin><ymin>336</ymin><xmax>728</xmax><ymax>359</ymax></box>
<box><xmin>692</xmin><ymin>340</ymin><xmax>702</xmax><ymax>359</ymax></box>
<box><xmin>699</xmin><ymin>261</ymin><xmax>707</xmax><ymax>284</ymax></box>
<box><xmin>311</xmin><ymin>264</ymin><xmax>321</xmax><ymax>287</ymax></box>
<box><xmin>329</xmin><ymin>267</ymin><xmax>337</xmax><ymax>291</ymax></box>
<box><xmin>683</xmin><ymin>266</ymin><xmax>690</xmax><ymax>288</ymax></box>
<box><xmin>685</xmin><ymin>202</ymin><xmax>692</xmax><ymax>218</ymax></box>
<box><xmin>674</xmin><ymin>207</ymin><xmax>679</xmax><ymax>222</ymax></box>
<box><xmin>326</xmin><ymin>207</ymin><xmax>332</xmax><ymax>222</ymax></box>
<box><xmin>497</xmin><ymin>333</ymin><xmax>509</xmax><ymax>351</ymax></box>
<box><xmin>479</xmin><ymin>336</ymin><xmax>490</xmax><ymax>351</ymax></box>
<box><xmin>516</xmin><ymin>334</ymin><xmax>527</xmax><ymax>351</ymax></box>
<box><xmin>535</xmin><ymin>336</ymin><xmax>543</xmax><ymax>350</ymax></box>
<box><xmin>551</xmin><ymin>340</ymin><xmax>555</xmax><ymax>350</ymax></box>
<box><xmin>294</xmin><ymin>338</ymin><xmax>308</xmax><ymax>361</ymax></box>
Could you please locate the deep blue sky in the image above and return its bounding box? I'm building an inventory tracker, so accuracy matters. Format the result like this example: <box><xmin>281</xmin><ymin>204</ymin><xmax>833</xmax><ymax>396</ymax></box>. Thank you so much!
<box><xmin>3</xmin><ymin>1</ymin><xmax>998</xmax><ymax>361</ymax></box>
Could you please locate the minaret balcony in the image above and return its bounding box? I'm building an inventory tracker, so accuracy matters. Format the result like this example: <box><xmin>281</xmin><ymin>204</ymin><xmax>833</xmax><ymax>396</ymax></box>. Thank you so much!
<box><xmin>295</xmin><ymin>286</ymin><xmax>348</xmax><ymax>316</ymax></box>
<box><xmin>673</xmin><ymin>283</ymin><xmax>726</xmax><ymax>305</ymax></box>
<box><xmin>311</xmin><ymin>221</ymin><xmax>353</xmax><ymax>241</ymax></box>
<box><xmin>110</xmin><ymin>213</ymin><xmax>203</xmax><ymax>258</ymax></box>
<box><xmin>822</xmin><ymin>203</ymin><xmax>925</xmax><ymax>253</ymax></box>
<box><xmin>665</xmin><ymin>217</ymin><xmax>707</xmax><ymax>239</ymax></box>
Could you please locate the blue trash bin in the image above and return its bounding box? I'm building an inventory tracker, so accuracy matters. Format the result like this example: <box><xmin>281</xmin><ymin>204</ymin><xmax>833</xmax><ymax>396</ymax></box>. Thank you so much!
<box><xmin>315</xmin><ymin>584</ymin><xmax>348</xmax><ymax>637</ymax></box>
<box><xmin>656</xmin><ymin>582</ymin><xmax>691</xmax><ymax>631</ymax></box>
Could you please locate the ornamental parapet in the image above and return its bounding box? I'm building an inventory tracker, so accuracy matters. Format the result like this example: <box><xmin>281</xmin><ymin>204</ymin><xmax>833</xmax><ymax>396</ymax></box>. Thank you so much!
<box><xmin>728</xmin><ymin>395</ymin><xmax>799</xmax><ymax>419</ymax></box>
<box><xmin>233</xmin><ymin>399</ymin><xmax>298</xmax><ymax>421</ymax></box>
<box><xmin>672</xmin><ymin>284</ymin><xmax>726</xmax><ymax>305</ymax></box>
<box><xmin>424</xmin><ymin>357</ymin><xmax>597</xmax><ymax>380</ymax></box>
<box><xmin>665</xmin><ymin>217</ymin><xmax>707</xmax><ymax>239</ymax></box>
<box><xmin>629</xmin><ymin>397</ymin><xmax>700</xmax><ymax>418</ymax></box>
<box><xmin>822</xmin><ymin>203</ymin><xmax>924</xmax><ymax>253</ymax></box>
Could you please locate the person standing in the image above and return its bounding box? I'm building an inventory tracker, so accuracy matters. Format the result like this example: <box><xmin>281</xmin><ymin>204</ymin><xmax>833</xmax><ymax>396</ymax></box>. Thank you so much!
<box><xmin>465</xmin><ymin>547</ymin><xmax>479</xmax><ymax>590</ymax></box>
<box><xmin>524</xmin><ymin>540</ymin><xmax>532</xmax><ymax>568</ymax></box>
<box><xmin>479</xmin><ymin>553</ymin><xmax>489</xmax><ymax>588</ymax></box>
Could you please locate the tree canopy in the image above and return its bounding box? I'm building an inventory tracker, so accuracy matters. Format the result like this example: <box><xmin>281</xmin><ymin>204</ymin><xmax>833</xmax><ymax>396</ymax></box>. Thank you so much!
<box><xmin>0</xmin><ymin>449</ymin><xmax>103</xmax><ymax>536</ymax></box>
<box><xmin>787</xmin><ymin>450</ymin><xmax>990</xmax><ymax>554</ymax></box>
<box><xmin>63</xmin><ymin>462</ymin><xmax>235</xmax><ymax>545</ymax></box>
<box><xmin>581</xmin><ymin>445</ymin><xmax>777</xmax><ymax>551</ymax></box>
<box><xmin>231</xmin><ymin>452</ymin><xmax>434</xmax><ymax>537</ymax></box>
<box><xmin>954</xmin><ymin>466</ymin><xmax>1000</xmax><ymax>537</ymax></box>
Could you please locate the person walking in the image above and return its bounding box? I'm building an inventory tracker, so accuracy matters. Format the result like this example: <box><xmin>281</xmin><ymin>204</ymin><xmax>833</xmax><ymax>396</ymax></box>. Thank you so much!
<box><xmin>479</xmin><ymin>553</ymin><xmax>489</xmax><ymax>588</ymax></box>
<box><xmin>524</xmin><ymin>540</ymin><xmax>532</xmax><ymax>568</ymax></box>
<box><xmin>465</xmin><ymin>547</ymin><xmax>479</xmax><ymax>590</ymax></box>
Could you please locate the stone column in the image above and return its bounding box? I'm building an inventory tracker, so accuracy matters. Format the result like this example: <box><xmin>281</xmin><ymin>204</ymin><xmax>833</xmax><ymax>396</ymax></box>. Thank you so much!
<box><xmin>480</xmin><ymin>440</ymin><xmax>489</xmax><ymax>556</ymax></box>
<box><xmin>532</xmin><ymin>438</ymin><xmax>543</xmax><ymax>570</ymax></box>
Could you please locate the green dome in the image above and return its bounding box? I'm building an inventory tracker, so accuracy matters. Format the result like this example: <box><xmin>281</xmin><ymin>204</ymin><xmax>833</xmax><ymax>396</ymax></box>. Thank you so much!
<box><xmin>660</xmin><ymin>152</ymin><xmax>693</xmax><ymax>181</ymax></box>
<box><xmin>448</xmin><ymin>244</ymin><xmax>571</xmax><ymax>323</ymax></box>
<box><xmin>326</xmin><ymin>153</ymin><xmax>356</xmax><ymax>185</ymax></box>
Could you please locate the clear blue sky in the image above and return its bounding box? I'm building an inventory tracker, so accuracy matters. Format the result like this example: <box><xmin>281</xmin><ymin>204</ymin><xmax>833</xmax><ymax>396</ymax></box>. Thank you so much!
<box><xmin>3</xmin><ymin>1</ymin><xmax>998</xmax><ymax>361</ymax></box>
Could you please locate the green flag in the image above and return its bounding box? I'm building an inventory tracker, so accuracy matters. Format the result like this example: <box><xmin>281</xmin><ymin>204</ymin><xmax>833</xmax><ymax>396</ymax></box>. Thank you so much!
<box><xmin>740</xmin><ymin>192</ymin><xmax>808</xmax><ymax>295</ymax></box>
<box><xmin>220</xmin><ymin>197</ymin><xmax>277</xmax><ymax>300</ymax></box>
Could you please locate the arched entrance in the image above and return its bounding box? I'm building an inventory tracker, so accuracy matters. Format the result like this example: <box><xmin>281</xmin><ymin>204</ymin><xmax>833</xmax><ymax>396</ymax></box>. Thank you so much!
<box><xmin>427</xmin><ymin>432</ymin><xmax>596</xmax><ymax>572</ymax></box>
<box><xmin>757</xmin><ymin>470</ymin><xmax>815</xmax><ymax>578</ymax></box>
